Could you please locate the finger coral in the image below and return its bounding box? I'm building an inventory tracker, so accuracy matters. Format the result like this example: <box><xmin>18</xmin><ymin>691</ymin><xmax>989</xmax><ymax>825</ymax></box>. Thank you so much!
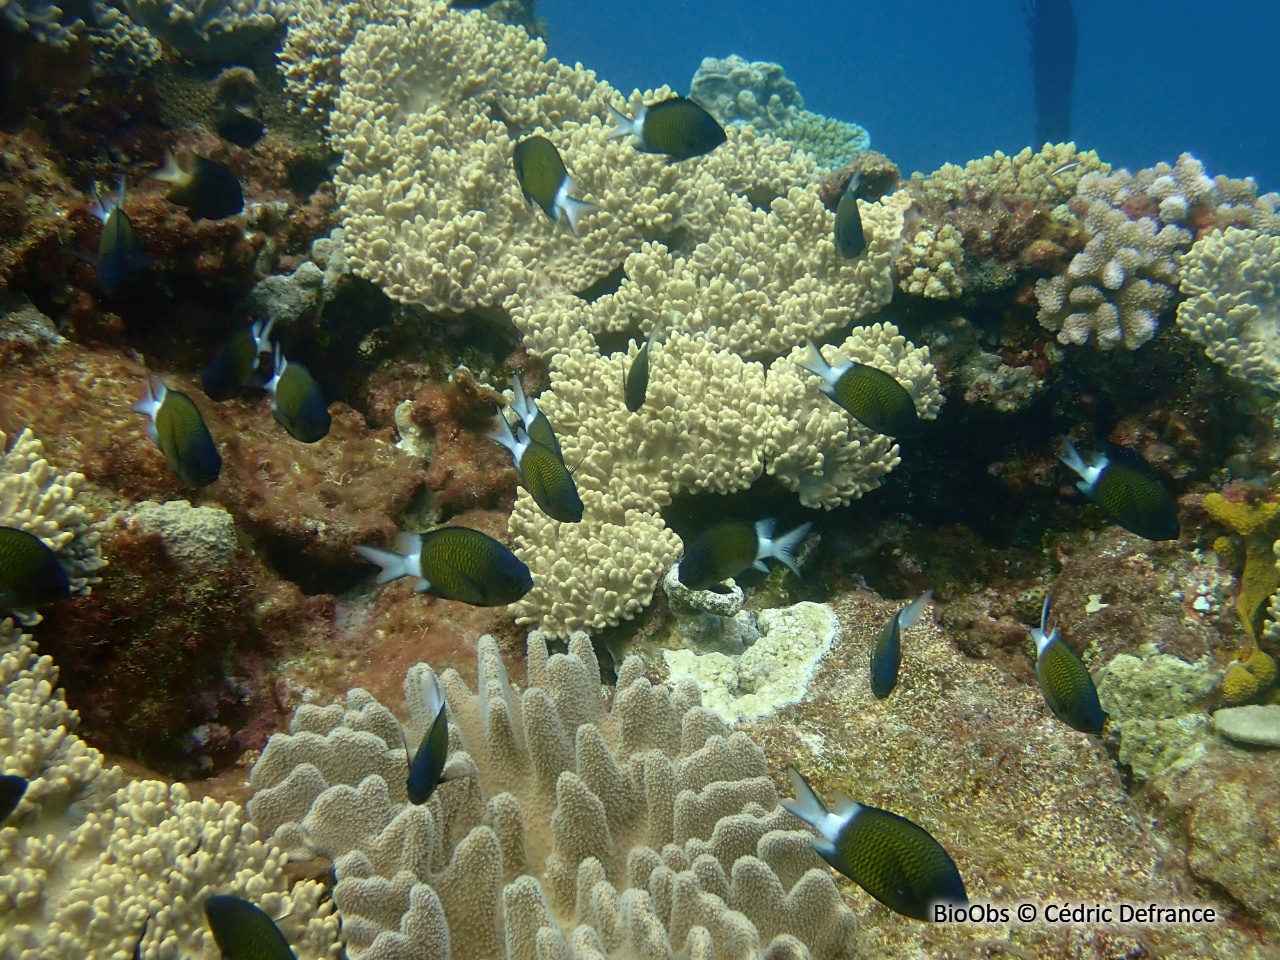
<box><xmin>1037</xmin><ymin>154</ymin><xmax>1280</xmax><ymax>350</ymax></box>
<box><xmin>120</xmin><ymin>0</ymin><xmax>293</xmax><ymax>60</ymax></box>
<box><xmin>0</xmin><ymin>428</ymin><xmax>106</xmax><ymax>613</ymax></box>
<box><xmin>248</xmin><ymin>632</ymin><xmax>858</xmax><ymax>960</ymax></box>
<box><xmin>1177</xmin><ymin>227</ymin><xmax>1280</xmax><ymax>390</ymax></box>
<box><xmin>0</xmin><ymin>620</ymin><xmax>342</xmax><ymax>959</ymax></box>
<box><xmin>319</xmin><ymin>0</ymin><xmax>939</xmax><ymax>636</ymax></box>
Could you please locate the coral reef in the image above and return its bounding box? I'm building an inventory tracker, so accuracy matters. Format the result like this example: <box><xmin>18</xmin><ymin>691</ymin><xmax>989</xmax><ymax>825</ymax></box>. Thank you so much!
<box><xmin>1036</xmin><ymin>153</ymin><xmax>1280</xmax><ymax>350</ymax></box>
<box><xmin>748</xmin><ymin>589</ymin><xmax>1268</xmax><ymax>957</ymax></box>
<box><xmin>249</xmin><ymin>632</ymin><xmax>856</xmax><ymax>960</ymax></box>
<box><xmin>1177</xmin><ymin>227</ymin><xmax>1280</xmax><ymax>390</ymax></box>
<box><xmin>1220</xmin><ymin>649</ymin><xmax>1277</xmax><ymax>707</ymax></box>
<box><xmin>689</xmin><ymin>55</ymin><xmax>803</xmax><ymax>129</ymax></box>
<box><xmin>1203</xmin><ymin>487</ymin><xmax>1280</xmax><ymax>638</ymax></box>
<box><xmin>1148</xmin><ymin>744</ymin><xmax>1280</xmax><ymax>937</ymax></box>
<box><xmin>88</xmin><ymin>0</ymin><xmax>162</xmax><ymax>75</ymax></box>
<box><xmin>0</xmin><ymin>0</ymin><xmax>82</xmax><ymax>46</ymax></box>
<box><xmin>663</xmin><ymin>601</ymin><xmax>837</xmax><ymax>723</ymax></box>
<box><xmin>509</xmin><ymin>321</ymin><xmax>940</xmax><ymax>636</ymax></box>
<box><xmin>120</xmin><ymin>0</ymin><xmax>294</xmax><ymax>60</ymax></box>
<box><xmin>1095</xmin><ymin>646</ymin><xmax>1217</xmax><ymax>781</ymax></box>
<box><xmin>0</xmin><ymin>618</ymin><xmax>342</xmax><ymax>958</ymax></box>
<box><xmin>688</xmin><ymin>55</ymin><xmax>868</xmax><ymax>169</ymax></box>
<box><xmin>897</xmin><ymin>143</ymin><xmax>1106</xmax><ymax>300</ymax></box>
<box><xmin>0</xmin><ymin>427</ymin><xmax>106</xmax><ymax>607</ymax></box>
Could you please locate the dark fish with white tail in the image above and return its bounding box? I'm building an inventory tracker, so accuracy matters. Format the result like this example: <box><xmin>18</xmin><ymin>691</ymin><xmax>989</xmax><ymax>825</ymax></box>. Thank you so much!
<box><xmin>132</xmin><ymin>378</ymin><xmax>222</xmax><ymax>487</ymax></box>
<box><xmin>624</xmin><ymin>326</ymin><xmax>658</xmax><ymax>413</ymax></box>
<box><xmin>796</xmin><ymin>339</ymin><xmax>919</xmax><ymax>439</ymax></box>
<box><xmin>508</xmin><ymin>376</ymin><xmax>562</xmax><ymax>461</ymax></box>
<box><xmin>90</xmin><ymin>178</ymin><xmax>149</xmax><ymax>296</ymax></box>
<box><xmin>1030</xmin><ymin>595</ymin><xmax>1108</xmax><ymax>735</ymax></box>
<box><xmin>266</xmin><ymin>345</ymin><xmax>330</xmax><ymax>443</ymax></box>
<box><xmin>607</xmin><ymin>96</ymin><xmax>726</xmax><ymax>161</ymax></box>
<box><xmin>834</xmin><ymin>173</ymin><xmax>867</xmax><ymax>259</ymax></box>
<box><xmin>0</xmin><ymin>527</ymin><xmax>70</xmax><ymax>624</ymax></box>
<box><xmin>153</xmin><ymin>149</ymin><xmax>244</xmax><ymax>220</ymax></box>
<box><xmin>782</xmin><ymin>766</ymin><xmax>968</xmax><ymax>922</ymax></box>
<box><xmin>1058</xmin><ymin>437</ymin><xmax>1179</xmax><ymax>541</ymax></box>
<box><xmin>204</xmin><ymin>895</ymin><xmax>296</xmax><ymax>959</ymax></box>
<box><xmin>870</xmin><ymin>590</ymin><xmax>932</xmax><ymax>699</ymax></box>
<box><xmin>355</xmin><ymin>527</ymin><xmax>533</xmax><ymax>606</ymax></box>
<box><xmin>202</xmin><ymin>317</ymin><xmax>276</xmax><ymax>401</ymax></box>
<box><xmin>677</xmin><ymin>518</ymin><xmax>811</xmax><ymax>591</ymax></box>
<box><xmin>512</xmin><ymin>135</ymin><xmax>596</xmax><ymax>236</ymax></box>
<box><xmin>0</xmin><ymin>774</ymin><xmax>28</xmax><ymax>824</ymax></box>
<box><xmin>488</xmin><ymin>414</ymin><xmax>583</xmax><ymax>523</ymax></box>
<box><xmin>404</xmin><ymin>666</ymin><xmax>451</xmax><ymax>805</ymax></box>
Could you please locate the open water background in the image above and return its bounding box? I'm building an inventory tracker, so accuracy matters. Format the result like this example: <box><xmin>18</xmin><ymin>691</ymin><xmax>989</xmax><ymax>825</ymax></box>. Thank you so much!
<box><xmin>541</xmin><ymin>0</ymin><xmax>1280</xmax><ymax>189</ymax></box>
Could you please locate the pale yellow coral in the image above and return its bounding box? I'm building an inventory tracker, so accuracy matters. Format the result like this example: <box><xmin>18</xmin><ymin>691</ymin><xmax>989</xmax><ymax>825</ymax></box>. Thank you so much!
<box><xmin>1177</xmin><ymin>228</ymin><xmax>1280</xmax><ymax>389</ymax></box>
<box><xmin>765</xmin><ymin>324</ymin><xmax>942</xmax><ymax>510</ymax></box>
<box><xmin>0</xmin><ymin>428</ymin><xmax>106</xmax><ymax>609</ymax></box>
<box><xmin>248</xmin><ymin>632</ymin><xmax>857</xmax><ymax>960</ymax></box>
<box><xmin>0</xmin><ymin>622</ymin><xmax>342</xmax><ymax>959</ymax></box>
<box><xmin>326</xmin><ymin>0</ymin><xmax>935</xmax><ymax>635</ymax></box>
<box><xmin>917</xmin><ymin>143</ymin><xmax>1108</xmax><ymax>207</ymax></box>
<box><xmin>899</xmin><ymin>222</ymin><xmax>964</xmax><ymax>299</ymax></box>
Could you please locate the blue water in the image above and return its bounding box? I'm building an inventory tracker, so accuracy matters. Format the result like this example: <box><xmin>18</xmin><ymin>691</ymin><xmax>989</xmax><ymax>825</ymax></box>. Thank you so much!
<box><xmin>542</xmin><ymin>0</ymin><xmax>1280</xmax><ymax>191</ymax></box>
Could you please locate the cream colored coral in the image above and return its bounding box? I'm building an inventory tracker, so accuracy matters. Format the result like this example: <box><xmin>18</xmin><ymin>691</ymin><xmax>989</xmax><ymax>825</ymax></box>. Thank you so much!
<box><xmin>538</xmin><ymin>186</ymin><xmax>911</xmax><ymax>364</ymax></box>
<box><xmin>898</xmin><ymin>223</ymin><xmax>964</xmax><ymax>299</ymax></box>
<box><xmin>0</xmin><ymin>623</ymin><xmax>341</xmax><ymax>959</ymax></box>
<box><xmin>248</xmin><ymin>633</ymin><xmax>857</xmax><ymax>960</ymax></box>
<box><xmin>765</xmin><ymin>324</ymin><xmax>942</xmax><ymax>510</ymax></box>
<box><xmin>0</xmin><ymin>428</ymin><xmax>106</xmax><ymax>609</ymax></box>
<box><xmin>0</xmin><ymin>618</ymin><xmax>107</xmax><ymax>819</ymax></box>
<box><xmin>1037</xmin><ymin>155</ymin><xmax>1280</xmax><ymax>351</ymax></box>
<box><xmin>1176</xmin><ymin>228</ymin><xmax>1280</xmax><ymax>389</ymax></box>
<box><xmin>916</xmin><ymin>143</ymin><xmax>1108</xmax><ymax>207</ymax></box>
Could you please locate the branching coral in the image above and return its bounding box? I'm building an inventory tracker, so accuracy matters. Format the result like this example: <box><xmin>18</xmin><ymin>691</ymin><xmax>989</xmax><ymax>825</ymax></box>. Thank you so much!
<box><xmin>0</xmin><ymin>619</ymin><xmax>342</xmax><ymax>958</ymax></box>
<box><xmin>1177</xmin><ymin>227</ymin><xmax>1280</xmax><ymax>390</ymax></box>
<box><xmin>897</xmin><ymin>144</ymin><xmax>1106</xmax><ymax>299</ymax></box>
<box><xmin>320</xmin><ymin>0</ymin><xmax>937</xmax><ymax>635</ymax></box>
<box><xmin>0</xmin><ymin>428</ymin><xmax>106</xmax><ymax>612</ymax></box>
<box><xmin>0</xmin><ymin>0</ymin><xmax>82</xmax><ymax>46</ymax></box>
<box><xmin>1204</xmin><ymin>490</ymin><xmax>1280</xmax><ymax>639</ymax></box>
<box><xmin>120</xmin><ymin>0</ymin><xmax>293</xmax><ymax>60</ymax></box>
<box><xmin>248</xmin><ymin>632</ymin><xmax>857</xmax><ymax>960</ymax></box>
<box><xmin>1036</xmin><ymin>153</ymin><xmax>1280</xmax><ymax>350</ymax></box>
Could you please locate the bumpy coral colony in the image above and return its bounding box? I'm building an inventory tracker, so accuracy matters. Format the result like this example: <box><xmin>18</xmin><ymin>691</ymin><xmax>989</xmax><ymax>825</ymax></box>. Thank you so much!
<box><xmin>5</xmin><ymin>0</ymin><xmax>1280</xmax><ymax>957</ymax></box>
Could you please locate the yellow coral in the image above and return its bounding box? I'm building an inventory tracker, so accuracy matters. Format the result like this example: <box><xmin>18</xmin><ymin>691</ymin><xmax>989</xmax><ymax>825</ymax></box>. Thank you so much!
<box><xmin>1244</xmin><ymin>649</ymin><xmax>1277</xmax><ymax>688</ymax></box>
<box><xmin>1204</xmin><ymin>492</ymin><xmax>1280</xmax><ymax>538</ymax></box>
<box><xmin>1221</xmin><ymin>651</ymin><xmax>1277</xmax><ymax>706</ymax></box>
<box><xmin>1205</xmin><ymin>492</ymin><xmax>1280</xmax><ymax>637</ymax></box>
<box><xmin>1222</xmin><ymin>663</ymin><xmax>1262</xmax><ymax>705</ymax></box>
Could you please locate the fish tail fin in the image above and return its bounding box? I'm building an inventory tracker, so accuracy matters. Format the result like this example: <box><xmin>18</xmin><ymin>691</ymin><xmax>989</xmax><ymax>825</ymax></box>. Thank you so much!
<box><xmin>763</xmin><ymin>521</ymin><xmax>812</xmax><ymax>576</ymax></box>
<box><xmin>898</xmin><ymin>589</ymin><xmax>935</xmax><ymax>631</ymax></box>
<box><xmin>354</xmin><ymin>544</ymin><xmax>410</xmax><ymax>585</ymax></box>
<box><xmin>116</xmin><ymin>175</ymin><xmax>127</xmax><ymax>209</ymax></box>
<box><xmin>1057</xmin><ymin>435</ymin><xmax>1088</xmax><ymax>477</ymax></box>
<box><xmin>794</xmin><ymin>339</ymin><xmax>833</xmax><ymax>380</ymax></box>
<box><xmin>780</xmin><ymin>766</ymin><xmax>829</xmax><ymax>831</ymax></box>
<box><xmin>486</xmin><ymin>412</ymin><xmax>521</xmax><ymax>459</ymax></box>
<box><xmin>153</xmin><ymin>147</ymin><xmax>189</xmax><ymax>186</ymax></box>
<box><xmin>558</xmin><ymin>193</ymin><xmax>598</xmax><ymax>237</ymax></box>
<box><xmin>130</xmin><ymin>376</ymin><xmax>164</xmax><ymax>417</ymax></box>
<box><xmin>843</xmin><ymin>171</ymin><xmax>862</xmax><ymax>197</ymax></box>
<box><xmin>251</xmin><ymin>315</ymin><xmax>277</xmax><ymax>364</ymax></box>
<box><xmin>606</xmin><ymin>104</ymin><xmax>639</xmax><ymax>141</ymax></box>
<box><xmin>509</xmin><ymin>376</ymin><xmax>532</xmax><ymax>424</ymax></box>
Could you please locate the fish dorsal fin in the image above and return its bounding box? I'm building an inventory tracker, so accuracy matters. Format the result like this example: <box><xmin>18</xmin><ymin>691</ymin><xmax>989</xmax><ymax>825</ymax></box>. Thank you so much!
<box><xmin>394</xmin><ymin>530</ymin><xmax>422</xmax><ymax>557</ymax></box>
